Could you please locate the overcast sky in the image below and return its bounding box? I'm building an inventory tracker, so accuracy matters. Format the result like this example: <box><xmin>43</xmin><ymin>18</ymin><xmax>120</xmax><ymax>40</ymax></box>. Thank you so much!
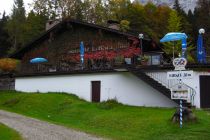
<box><xmin>0</xmin><ymin>0</ymin><xmax>33</xmax><ymax>15</ymax></box>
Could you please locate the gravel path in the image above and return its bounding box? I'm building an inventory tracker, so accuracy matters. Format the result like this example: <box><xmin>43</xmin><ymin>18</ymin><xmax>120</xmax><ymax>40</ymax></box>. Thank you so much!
<box><xmin>0</xmin><ymin>110</ymin><xmax>104</xmax><ymax>140</ymax></box>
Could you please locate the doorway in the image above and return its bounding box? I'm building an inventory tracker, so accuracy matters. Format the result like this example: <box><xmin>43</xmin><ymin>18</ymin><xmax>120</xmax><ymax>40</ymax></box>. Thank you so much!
<box><xmin>91</xmin><ymin>81</ymin><xmax>101</xmax><ymax>102</ymax></box>
<box><xmin>200</xmin><ymin>76</ymin><xmax>210</xmax><ymax>108</ymax></box>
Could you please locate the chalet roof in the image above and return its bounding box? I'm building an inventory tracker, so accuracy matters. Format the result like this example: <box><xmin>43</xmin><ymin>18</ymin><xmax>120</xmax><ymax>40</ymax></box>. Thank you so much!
<box><xmin>10</xmin><ymin>19</ymin><xmax>150</xmax><ymax>59</ymax></box>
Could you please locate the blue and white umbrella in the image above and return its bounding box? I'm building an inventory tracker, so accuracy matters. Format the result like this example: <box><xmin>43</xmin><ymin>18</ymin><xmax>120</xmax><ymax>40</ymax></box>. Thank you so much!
<box><xmin>197</xmin><ymin>34</ymin><xmax>206</xmax><ymax>63</ymax></box>
<box><xmin>160</xmin><ymin>32</ymin><xmax>188</xmax><ymax>58</ymax></box>
<box><xmin>30</xmin><ymin>57</ymin><xmax>48</xmax><ymax>63</ymax></box>
<box><xmin>80</xmin><ymin>41</ymin><xmax>85</xmax><ymax>64</ymax></box>
<box><xmin>160</xmin><ymin>32</ymin><xmax>187</xmax><ymax>42</ymax></box>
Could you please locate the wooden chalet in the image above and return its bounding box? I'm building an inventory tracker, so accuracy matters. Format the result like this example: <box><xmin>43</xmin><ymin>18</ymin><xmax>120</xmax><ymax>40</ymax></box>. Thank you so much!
<box><xmin>11</xmin><ymin>19</ymin><xmax>161</xmax><ymax>75</ymax></box>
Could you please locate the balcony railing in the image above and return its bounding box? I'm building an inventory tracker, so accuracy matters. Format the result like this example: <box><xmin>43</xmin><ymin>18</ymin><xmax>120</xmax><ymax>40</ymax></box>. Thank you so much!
<box><xmin>18</xmin><ymin>60</ymin><xmax>127</xmax><ymax>75</ymax></box>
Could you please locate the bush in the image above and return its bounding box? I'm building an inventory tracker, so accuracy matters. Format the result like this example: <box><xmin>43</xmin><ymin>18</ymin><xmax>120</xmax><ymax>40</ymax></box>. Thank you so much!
<box><xmin>97</xmin><ymin>98</ymin><xmax>122</xmax><ymax>110</ymax></box>
<box><xmin>0</xmin><ymin>58</ymin><xmax>20</xmax><ymax>72</ymax></box>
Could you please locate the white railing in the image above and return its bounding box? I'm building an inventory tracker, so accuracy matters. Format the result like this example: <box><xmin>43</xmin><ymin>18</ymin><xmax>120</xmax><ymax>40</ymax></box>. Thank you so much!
<box><xmin>145</xmin><ymin>71</ymin><xmax>179</xmax><ymax>89</ymax></box>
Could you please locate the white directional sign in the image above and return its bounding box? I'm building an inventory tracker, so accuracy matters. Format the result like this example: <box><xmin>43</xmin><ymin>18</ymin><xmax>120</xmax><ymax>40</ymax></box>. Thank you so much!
<box><xmin>170</xmin><ymin>84</ymin><xmax>189</xmax><ymax>100</ymax></box>
<box><xmin>167</xmin><ymin>70</ymin><xmax>193</xmax><ymax>80</ymax></box>
<box><xmin>171</xmin><ymin>89</ymin><xmax>189</xmax><ymax>100</ymax></box>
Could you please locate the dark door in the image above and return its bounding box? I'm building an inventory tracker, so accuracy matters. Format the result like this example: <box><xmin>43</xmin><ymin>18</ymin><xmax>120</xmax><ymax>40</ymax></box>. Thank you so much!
<box><xmin>91</xmin><ymin>81</ymin><xmax>101</xmax><ymax>102</ymax></box>
<box><xmin>200</xmin><ymin>76</ymin><xmax>210</xmax><ymax>108</ymax></box>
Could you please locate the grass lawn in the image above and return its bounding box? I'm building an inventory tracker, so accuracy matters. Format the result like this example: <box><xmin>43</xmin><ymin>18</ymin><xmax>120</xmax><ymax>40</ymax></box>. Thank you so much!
<box><xmin>0</xmin><ymin>91</ymin><xmax>209</xmax><ymax>140</ymax></box>
<box><xmin>0</xmin><ymin>123</ymin><xmax>22</xmax><ymax>140</ymax></box>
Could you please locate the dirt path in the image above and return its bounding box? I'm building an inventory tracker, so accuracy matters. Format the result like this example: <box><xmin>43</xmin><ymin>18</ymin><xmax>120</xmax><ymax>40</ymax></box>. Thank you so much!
<box><xmin>0</xmin><ymin>110</ymin><xmax>104</xmax><ymax>140</ymax></box>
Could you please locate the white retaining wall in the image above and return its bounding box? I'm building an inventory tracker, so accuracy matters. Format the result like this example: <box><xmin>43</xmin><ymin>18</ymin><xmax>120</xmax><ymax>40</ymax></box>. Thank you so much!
<box><xmin>15</xmin><ymin>72</ymin><xmax>177</xmax><ymax>108</ymax></box>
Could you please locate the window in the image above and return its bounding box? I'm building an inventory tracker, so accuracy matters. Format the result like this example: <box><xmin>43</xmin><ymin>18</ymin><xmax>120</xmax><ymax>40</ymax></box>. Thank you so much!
<box><xmin>152</xmin><ymin>55</ymin><xmax>160</xmax><ymax>65</ymax></box>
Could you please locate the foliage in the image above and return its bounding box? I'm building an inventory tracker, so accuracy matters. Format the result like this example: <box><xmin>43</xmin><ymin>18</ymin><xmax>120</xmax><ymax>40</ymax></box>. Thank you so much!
<box><xmin>24</xmin><ymin>10</ymin><xmax>47</xmax><ymax>43</ymax></box>
<box><xmin>97</xmin><ymin>98</ymin><xmax>122</xmax><ymax>110</ymax></box>
<box><xmin>0</xmin><ymin>12</ymin><xmax>12</xmax><ymax>57</ymax></box>
<box><xmin>0</xmin><ymin>91</ymin><xmax>210</xmax><ymax>140</ymax></box>
<box><xmin>0</xmin><ymin>0</ymin><xmax>210</xmax><ymax>62</ymax></box>
<box><xmin>0</xmin><ymin>123</ymin><xmax>22</xmax><ymax>140</ymax></box>
<box><xmin>161</xmin><ymin>7</ymin><xmax>195</xmax><ymax>63</ymax></box>
<box><xmin>127</xmin><ymin>2</ymin><xmax>172</xmax><ymax>42</ymax></box>
<box><xmin>167</xmin><ymin>10</ymin><xmax>182</xmax><ymax>32</ymax></box>
<box><xmin>6</xmin><ymin>0</ymin><xmax>26</xmax><ymax>50</ymax></box>
<box><xmin>120</xmin><ymin>20</ymin><xmax>130</xmax><ymax>32</ymax></box>
<box><xmin>0</xmin><ymin>58</ymin><xmax>20</xmax><ymax>72</ymax></box>
<box><xmin>162</xmin><ymin>10</ymin><xmax>183</xmax><ymax>60</ymax></box>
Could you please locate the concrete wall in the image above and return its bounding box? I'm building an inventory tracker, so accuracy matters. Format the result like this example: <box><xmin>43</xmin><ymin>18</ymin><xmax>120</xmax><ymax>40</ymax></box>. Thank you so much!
<box><xmin>15</xmin><ymin>72</ymin><xmax>177</xmax><ymax>108</ymax></box>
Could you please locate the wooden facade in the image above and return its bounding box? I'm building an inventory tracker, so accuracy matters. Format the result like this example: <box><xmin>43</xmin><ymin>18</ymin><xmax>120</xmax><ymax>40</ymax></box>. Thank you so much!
<box><xmin>11</xmin><ymin>19</ymin><xmax>154</xmax><ymax>74</ymax></box>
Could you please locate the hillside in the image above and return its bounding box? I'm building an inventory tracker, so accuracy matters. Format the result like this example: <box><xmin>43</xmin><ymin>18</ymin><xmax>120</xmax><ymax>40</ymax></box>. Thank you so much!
<box><xmin>0</xmin><ymin>91</ymin><xmax>209</xmax><ymax>140</ymax></box>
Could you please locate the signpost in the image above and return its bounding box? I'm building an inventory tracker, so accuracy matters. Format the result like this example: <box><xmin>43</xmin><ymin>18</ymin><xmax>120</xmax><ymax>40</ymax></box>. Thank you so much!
<box><xmin>167</xmin><ymin>57</ymin><xmax>193</xmax><ymax>128</ymax></box>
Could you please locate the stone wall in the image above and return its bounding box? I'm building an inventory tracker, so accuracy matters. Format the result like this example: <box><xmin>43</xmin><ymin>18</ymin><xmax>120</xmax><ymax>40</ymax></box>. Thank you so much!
<box><xmin>0</xmin><ymin>77</ymin><xmax>15</xmax><ymax>90</ymax></box>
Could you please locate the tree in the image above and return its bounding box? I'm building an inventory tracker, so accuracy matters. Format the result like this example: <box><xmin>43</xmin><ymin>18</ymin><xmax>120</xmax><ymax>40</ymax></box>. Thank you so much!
<box><xmin>163</xmin><ymin>10</ymin><xmax>194</xmax><ymax>62</ymax></box>
<box><xmin>6</xmin><ymin>0</ymin><xmax>26</xmax><ymax>53</ymax></box>
<box><xmin>153</xmin><ymin>5</ymin><xmax>172</xmax><ymax>41</ymax></box>
<box><xmin>82</xmin><ymin>0</ymin><xmax>106</xmax><ymax>24</ymax></box>
<box><xmin>33</xmin><ymin>0</ymin><xmax>57</xmax><ymax>19</ymax></box>
<box><xmin>106</xmin><ymin>0</ymin><xmax>131</xmax><ymax>21</ymax></box>
<box><xmin>120</xmin><ymin>20</ymin><xmax>130</xmax><ymax>32</ymax></box>
<box><xmin>162</xmin><ymin>10</ymin><xmax>182</xmax><ymax>59</ymax></box>
<box><xmin>0</xmin><ymin>12</ymin><xmax>12</xmax><ymax>57</ymax></box>
<box><xmin>24</xmin><ymin>10</ymin><xmax>47</xmax><ymax>43</ymax></box>
<box><xmin>173</xmin><ymin>0</ymin><xmax>193</xmax><ymax>41</ymax></box>
<box><xmin>173</xmin><ymin>0</ymin><xmax>185</xmax><ymax>16</ymax></box>
<box><xmin>143</xmin><ymin>2</ymin><xmax>172</xmax><ymax>41</ymax></box>
<box><xmin>126</xmin><ymin>1</ymin><xmax>145</xmax><ymax>32</ymax></box>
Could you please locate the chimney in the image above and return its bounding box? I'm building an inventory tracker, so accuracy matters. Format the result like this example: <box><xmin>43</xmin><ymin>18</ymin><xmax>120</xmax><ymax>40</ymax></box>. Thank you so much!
<box><xmin>46</xmin><ymin>19</ymin><xmax>61</xmax><ymax>31</ymax></box>
<box><xmin>107</xmin><ymin>20</ymin><xmax>120</xmax><ymax>30</ymax></box>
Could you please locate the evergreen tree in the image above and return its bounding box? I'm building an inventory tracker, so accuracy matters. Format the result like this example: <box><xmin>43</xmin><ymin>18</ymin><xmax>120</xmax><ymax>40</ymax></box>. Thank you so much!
<box><xmin>6</xmin><ymin>0</ymin><xmax>26</xmax><ymax>53</ymax></box>
<box><xmin>173</xmin><ymin>0</ymin><xmax>185</xmax><ymax>16</ymax></box>
<box><xmin>33</xmin><ymin>0</ymin><xmax>57</xmax><ymax>19</ymax></box>
<box><xmin>0</xmin><ymin>12</ymin><xmax>12</xmax><ymax>57</ymax></box>
<box><xmin>24</xmin><ymin>10</ymin><xmax>47</xmax><ymax>43</ymax></box>
<box><xmin>163</xmin><ymin>10</ymin><xmax>194</xmax><ymax>62</ymax></box>
<box><xmin>126</xmin><ymin>1</ymin><xmax>146</xmax><ymax>33</ymax></box>
<box><xmin>173</xmin><ymin>0</ymin><xmax>192</xmax><ymax>35</ymax></box>
<box><xmin>187</xmin><ymin>9</ymin><xmax>197</xmax><ymax>45</ymax></box>
<box><xmin>163</xmin><ymin>10</ymin><xmax>183</xmax><ymax>59</ymax></box>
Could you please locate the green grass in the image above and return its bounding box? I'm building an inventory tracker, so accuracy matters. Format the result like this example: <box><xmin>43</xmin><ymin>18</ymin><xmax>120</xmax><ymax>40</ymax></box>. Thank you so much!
<box><xmin>0</xmin><ymin>123</ymin><xmax>22</xmax><ymax>140</ymax></box>
<box><xmin>0</xmin><ymin>91</ymin><xmax>210</xmax><ymax>140</ymax></box>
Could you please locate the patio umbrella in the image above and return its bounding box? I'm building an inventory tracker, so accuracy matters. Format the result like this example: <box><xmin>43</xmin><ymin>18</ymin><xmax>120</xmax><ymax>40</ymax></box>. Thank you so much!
<box><xmin>30</xmin><ymin>57</ymin><xmax>48</xmax><ymax>63</ymax></box>
<box><xmin>160</xmin><ymin>32</ymin><xmax>188</xmax><ymax>59</ymax></box>
<box><xmin>160</xmin><ymin>32</ymin><xmax>187</xmax><ymax>43</ymax></box>
<box><xmin>197</xmin><ymin>34</ymin><xmax>206</xmax><ymax>63</ymax></box>
<box><xmin>80</xmin><ymin>41</ymin><xmax>85</xmax><ymax>69</ymax></box>
<box><xmin>30</xmin><ymin>57</ymin><xmax>48</xmax><ymax>71</ymax></box>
